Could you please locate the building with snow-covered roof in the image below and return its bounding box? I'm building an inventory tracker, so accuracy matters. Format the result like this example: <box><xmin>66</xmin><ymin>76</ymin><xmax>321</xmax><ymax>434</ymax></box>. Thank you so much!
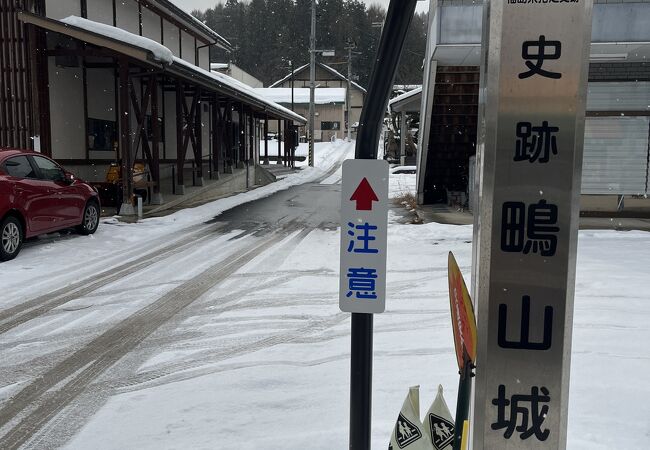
<box><xmin>0</xmin><ymin>0</ymin><xmax>305</xmax><ymax>213</ymax></box>
<box><xmin>210</xmin><ymin>62</ymin><xmax>263</xmax><ymax>88</ymax></box>
<box><xmin>416</xmin><ymin>0</ymin><xmax>650</xmax><ymax>211</ymax></box>
<box><xmin>256</xmin><ymin>87</ymin><xmax>347</xmax><ymax>142</ymax></box>
<box><xmin>269</xmin><ymin>62</ymin><xmax>366</xmax><ymax>141</ymax></box>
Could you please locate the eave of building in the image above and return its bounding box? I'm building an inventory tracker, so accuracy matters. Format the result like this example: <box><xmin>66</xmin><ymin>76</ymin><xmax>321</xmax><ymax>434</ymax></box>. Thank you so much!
<box><xmin>389</xmin><ymin>87</ymin><xmax>423</xmax><ymax>113</ymax></box>
<box><xmin>17</xmin><ymin>12</ymin><xmax>305</xmax><ymax>125</ymax></box>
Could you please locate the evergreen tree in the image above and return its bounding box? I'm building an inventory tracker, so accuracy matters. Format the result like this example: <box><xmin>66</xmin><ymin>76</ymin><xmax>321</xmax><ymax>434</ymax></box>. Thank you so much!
<box><xmin>192</xmin><ymin>1</ymin><xmax>426</xmax><ymax>88</ymax></box>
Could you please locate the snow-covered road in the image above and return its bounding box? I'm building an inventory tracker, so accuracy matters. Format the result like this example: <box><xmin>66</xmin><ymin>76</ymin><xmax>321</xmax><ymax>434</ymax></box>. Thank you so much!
<box><xmin>1</xmin><ymin>139</ymin><xmax>649</xmax><ymax>449</ymax></box>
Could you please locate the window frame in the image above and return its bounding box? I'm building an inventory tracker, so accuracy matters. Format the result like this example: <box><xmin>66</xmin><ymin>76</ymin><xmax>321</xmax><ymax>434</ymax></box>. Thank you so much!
<box><xmin>2</xmin><ymin>155</ymin><xmax>39</xmax><ymax>180</ymax></box>
<box><xmin>30</xmin><ymin>155</ymin><xmax>67</xmax><ymax>183</ymax></box>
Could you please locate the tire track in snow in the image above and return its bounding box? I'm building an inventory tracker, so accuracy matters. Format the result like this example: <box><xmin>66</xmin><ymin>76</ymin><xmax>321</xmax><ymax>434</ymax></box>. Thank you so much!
<box><xmin>0</xmin><ymin>224</ymin><xmax>228</xmax><ymax>335</ymax></box>
<box><xmin>0</xmin><ymin>227</ymin><xmax>295</xmax><ymax>450</ymax></box>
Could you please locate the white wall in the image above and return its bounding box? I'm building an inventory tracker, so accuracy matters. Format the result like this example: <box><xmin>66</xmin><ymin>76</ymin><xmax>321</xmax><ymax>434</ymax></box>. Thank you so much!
<box><xmin>141</xmin><ymin>6</ymin><xmax>162</xmax><ymax>43</ymax></box>
<box><xmin>48</xmin><ymin>60</ymin><xmax>85</xmax><ymax>159</ymax></box>
<box><xmin>45</xmin><ymin>0</ymin><xmax>80</xmax><ymax>20</ymax></box>
<box><xmin>86</xmin><ymin>0</ymin><xmax>113</xmax><ymax>24</ymax></box>
<box><xmin>162</xmin><ymin>19</ymin><xmax>180</xmax><ymax>57</ymax></box>
<box><xmin>181</xmin><ymin>30</ymin><xmax>195</xmax><ymax>65</ymax></box>
<box><xmin>115</xmin><ymin>0</ymin><xmax>139</xmax><ymax>35</ymax></box>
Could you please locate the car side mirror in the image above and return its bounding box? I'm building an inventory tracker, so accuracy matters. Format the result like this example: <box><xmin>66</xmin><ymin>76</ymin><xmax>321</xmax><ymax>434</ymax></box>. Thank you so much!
<box><xmin>64</xmin><ymin>172</ymin><xmax>75</xmax><ymax>185</ymax></box>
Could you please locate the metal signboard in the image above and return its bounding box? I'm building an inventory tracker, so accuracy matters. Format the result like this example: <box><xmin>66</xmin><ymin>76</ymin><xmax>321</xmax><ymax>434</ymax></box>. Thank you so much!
<box><xmin>339</xmin><ymin>159</ymin><xmax>389</xmax><ymax>314</ymax></box>
<box><xmin>472</xmin><ymin>1</ymin><xmax>593</xmax><ymax>449</ymax></box>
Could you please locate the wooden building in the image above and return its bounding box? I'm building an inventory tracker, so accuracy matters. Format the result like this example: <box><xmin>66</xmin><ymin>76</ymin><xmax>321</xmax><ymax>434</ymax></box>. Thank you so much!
<box><xmin>0</xmin><ymin>0</ymin><xmax>305</xmax><ymax>212</ymax></box>
<box><xmin>269</xmin><ymin>62</ymin><xmax>365</xmax><ymax>141</ymax></box>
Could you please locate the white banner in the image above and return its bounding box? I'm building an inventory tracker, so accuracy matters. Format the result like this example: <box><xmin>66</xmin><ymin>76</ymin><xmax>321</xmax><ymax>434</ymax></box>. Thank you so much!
<box><xmin>423</xmin><ymin>385</ymin><xmax>455</xmax><ymax>450</ymax></box>
<box><xmin>389</xmin><ymin>386</ymin><xmax>433</xmax><ymax>450</ymax></box>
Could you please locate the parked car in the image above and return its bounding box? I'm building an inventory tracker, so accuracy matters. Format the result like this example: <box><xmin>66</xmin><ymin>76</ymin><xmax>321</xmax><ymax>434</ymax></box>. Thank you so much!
<box><xmin>0</xmin><ymin>149</ymin><xmax>100</xmax><ymax>261</ymax></box>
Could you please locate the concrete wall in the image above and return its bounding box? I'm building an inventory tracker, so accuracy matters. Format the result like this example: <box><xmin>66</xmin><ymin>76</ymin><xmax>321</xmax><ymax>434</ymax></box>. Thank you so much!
<box><xmin>115</xmin><ymin>0</ymin><xmax>139</xmax><ymax>35</ymax></box>
<box><xmin>48</xmin><ymin>60</ymin><xmax>85</xmax><ymax>159</ymax></box>
<box><xmin>45</xmin><ymin>0</ymin><xmax>80</xmax><ymax>20</ymax></box>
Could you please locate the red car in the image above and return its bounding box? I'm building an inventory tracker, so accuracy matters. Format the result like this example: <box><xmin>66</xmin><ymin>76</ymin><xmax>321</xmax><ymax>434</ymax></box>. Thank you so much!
<box><xmin>0</xmin><ymin>149</ymin><xmax>100</xmax><ymax>261</ymax></box>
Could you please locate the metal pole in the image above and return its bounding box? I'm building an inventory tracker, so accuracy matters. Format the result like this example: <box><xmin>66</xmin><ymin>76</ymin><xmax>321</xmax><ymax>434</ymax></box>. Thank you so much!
<box><xmin>308</xmin><ymin>0</ymin><xmax>316</xmax><ymax>167</ymax></box>
<box><xmin>349</xmin><ymin>2</ymin><xmax>417</xmax><ymax>449</ymax></box>
<box><xmin>291</xmin><ymin>60</ymin><xmax>295</xmax><ymax>112</ymax></box>
<box><xmin>347</xmin><ymin>43</ymin><xmax>352</xmax><ymax>142</ymax></box>
<box><xmin>452</xmin><ymin>353</ymin><xmax>473</xmax><ymax>450</ymax></box>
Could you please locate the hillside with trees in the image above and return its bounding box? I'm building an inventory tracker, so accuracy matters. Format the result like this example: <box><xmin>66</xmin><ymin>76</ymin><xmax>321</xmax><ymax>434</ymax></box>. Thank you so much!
<box><xmin>192</xmin><ymin>0</ymin><xmax>427</xmax><ymax>88</ymax></box>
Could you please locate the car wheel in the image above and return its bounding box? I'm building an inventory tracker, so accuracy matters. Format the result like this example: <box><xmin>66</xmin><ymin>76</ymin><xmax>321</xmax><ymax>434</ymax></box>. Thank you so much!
<box><xmin>0</xmin><ymin>216</ymin><xmax>23</xmax><ymax>262</ymax></box>
<box><xmin>77</xmin><ymin>201</ymin><xmax>100</xmax><ymax>235</ymax></box>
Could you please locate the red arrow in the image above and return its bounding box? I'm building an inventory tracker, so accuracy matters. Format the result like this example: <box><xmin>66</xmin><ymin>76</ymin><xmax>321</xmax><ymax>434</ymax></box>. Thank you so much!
<box><xmin>350</xmin><ymin>177</ymin><xmax>379</xmax><ymax>211</ymax></box>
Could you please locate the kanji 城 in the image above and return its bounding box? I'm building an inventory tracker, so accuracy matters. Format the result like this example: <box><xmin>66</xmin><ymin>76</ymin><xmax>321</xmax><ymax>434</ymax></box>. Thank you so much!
<box><xmin>491</xmin><ymin>384</ymin><xmax>551</xmax><ymax>441</ymax></box>
<box><xmin>501</xmin><ymin>200</ymin><xmax>560</xmax><ymax>257</ymax></box>
<box><xmin>347</xmin><ymin>222</ymin><xmax>379</xmax><ymax>254</ymax></box>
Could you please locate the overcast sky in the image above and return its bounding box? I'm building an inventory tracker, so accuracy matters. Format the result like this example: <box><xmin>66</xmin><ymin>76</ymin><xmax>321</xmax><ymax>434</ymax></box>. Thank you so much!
<box><xmin>181</xmin><ymin>0</ymin><xmax>430</xmax><ymax>15</ymax></box>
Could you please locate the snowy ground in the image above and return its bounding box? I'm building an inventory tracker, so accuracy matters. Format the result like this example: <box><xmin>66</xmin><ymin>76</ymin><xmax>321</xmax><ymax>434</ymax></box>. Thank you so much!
<box><xmin>1</xmin><ymin>139</ymin><xmax>649</xmax><ymax>449</ymax></box>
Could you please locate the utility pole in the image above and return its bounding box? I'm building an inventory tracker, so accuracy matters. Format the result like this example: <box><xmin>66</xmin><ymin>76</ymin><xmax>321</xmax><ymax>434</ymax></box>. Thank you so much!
<box><xmin>290</xmin><ymin>59</ymin><xmax>294</xmax><ymax>112</ymax></box>
<box><xmin>309</xmin><ymin>0</ymin><xmax>316</xmax><ymax>167</ymax></box>
<box><xmin>345</xmin><ymin>40</ymin><xmax>359</xmax><ymax>143</ymax></box>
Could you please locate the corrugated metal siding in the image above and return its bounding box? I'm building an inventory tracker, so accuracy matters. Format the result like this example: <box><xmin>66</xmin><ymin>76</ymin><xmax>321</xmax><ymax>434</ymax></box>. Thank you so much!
<box><xmin>582</xmin><ymin>117</ymin><xmax>649</xmax><ymax>195</ymax></box>
<box><xmin>0</xmin><ymin>0</ymin><xmax>33</xmax><ymax>149</ymax></box>
<box><xmin>587</xmin><ymin>82</ymin><xmax>650</xmax><ymax>111</ymax></box>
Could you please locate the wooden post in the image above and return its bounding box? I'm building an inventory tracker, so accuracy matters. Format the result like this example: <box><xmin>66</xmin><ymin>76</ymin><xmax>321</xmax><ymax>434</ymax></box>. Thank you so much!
<box><xmin>277</xmin><ymin>119</ymin><xmax>282</xmax><ymax>164</ymax></box>
<box><xmin>238</xmin><ymin>102</ymin><xmax>245</xmax><ymax>168</ymax></box>
<box><xmin>263</xmin><ymin>114</ymin><xmax>269</xmax><ymax>164</ymax></box>
<box><xmin>249</xmin><ymin>110</ymin><xmax>254</xmax><ymax>165</ymax></box>
<box><xmin>150</xmin><ymin>75</ymin><xmax>162</xmax><ymax>204</ymax></box>
<box><xmin>118</xmin><ymin>58</ymin><xmax>135</xmax><ymax>214</ymax></box>
<box><xmin>175</xmin><ymin>81</ymin><xmax>185</xmax><ymax>194</ymax></box>
<box><xmin>194</xmin><ymin>88</ymin><xmax>203</xmax><ymax>185</ymax></box>
<box><xmin>211</xmin><ymin>96</ymin><xmax>220</xmax><ymax>179</ymax></box>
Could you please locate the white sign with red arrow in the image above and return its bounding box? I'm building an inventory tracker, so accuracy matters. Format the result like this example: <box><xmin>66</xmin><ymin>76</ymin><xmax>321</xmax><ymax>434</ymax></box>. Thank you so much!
<box><xmin>339</xmin><ymin>159</ymin><xmax>389</xmax><ymax>313</ymax></box>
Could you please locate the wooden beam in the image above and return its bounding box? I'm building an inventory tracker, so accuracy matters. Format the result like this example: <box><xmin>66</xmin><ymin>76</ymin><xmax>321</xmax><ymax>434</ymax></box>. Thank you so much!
<box><xmin>175</xmin><ymin>80</ymin><xmax>185</xmax><ymax>190</ymax></box>
<box><xmin>277</xmin><ymin>119</ymin><xmax>282</xmax><ymax>165</ymax></box>
<box><xmin>264</xmin><ymin>114</ymin><xmax>269</xmax><ymax>163</ymax></box>
<box><xmin>119</xmin><ymin>57</ymin><xmax>133</xmax><ymax>207</ymax></box>
<box><xmin>151</xmin><ymin>75</ymin><xmax>161</xmax><ymax>197</ymax></box>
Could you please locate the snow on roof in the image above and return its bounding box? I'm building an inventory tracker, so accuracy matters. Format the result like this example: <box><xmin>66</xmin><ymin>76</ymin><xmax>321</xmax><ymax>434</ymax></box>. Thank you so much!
<box><xmin>210</xmin><ymin>63</ymin><xmax>229</xmax><ymax>70</ymax></box>
<box><xmin>255</xmin><ymin>88</ymin><xmax>346</xmax><ymax>105</ymax></box>
<box><xmin>389</xmin><ymin>86</ymin><xmax>423</xmax><ymax>108</ymax></box>
<box><xmin>59</xmin><ymin>17</ymin><xmax>304</xmax><ymax>124</ymax></box>
<box><xmin>61</xmin><ymin>16</ymin><xmax>174</xmax><ymax>64</ymax></box>
<box><xmin>171</xmin><ymin>58</ymin><xmax>306</xmax><ymax>123</ymax></box>
<box><xmin>269</xmin><ymin>62</ymin><xmax>367</xmax><ymax>93</ymax></box>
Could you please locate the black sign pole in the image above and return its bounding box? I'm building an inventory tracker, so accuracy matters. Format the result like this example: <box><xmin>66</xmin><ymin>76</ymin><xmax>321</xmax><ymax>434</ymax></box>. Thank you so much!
<box><xmin>349</xmin><ymin>1</ymin><xmax>417</xmax><ymax>449</ymax></box>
